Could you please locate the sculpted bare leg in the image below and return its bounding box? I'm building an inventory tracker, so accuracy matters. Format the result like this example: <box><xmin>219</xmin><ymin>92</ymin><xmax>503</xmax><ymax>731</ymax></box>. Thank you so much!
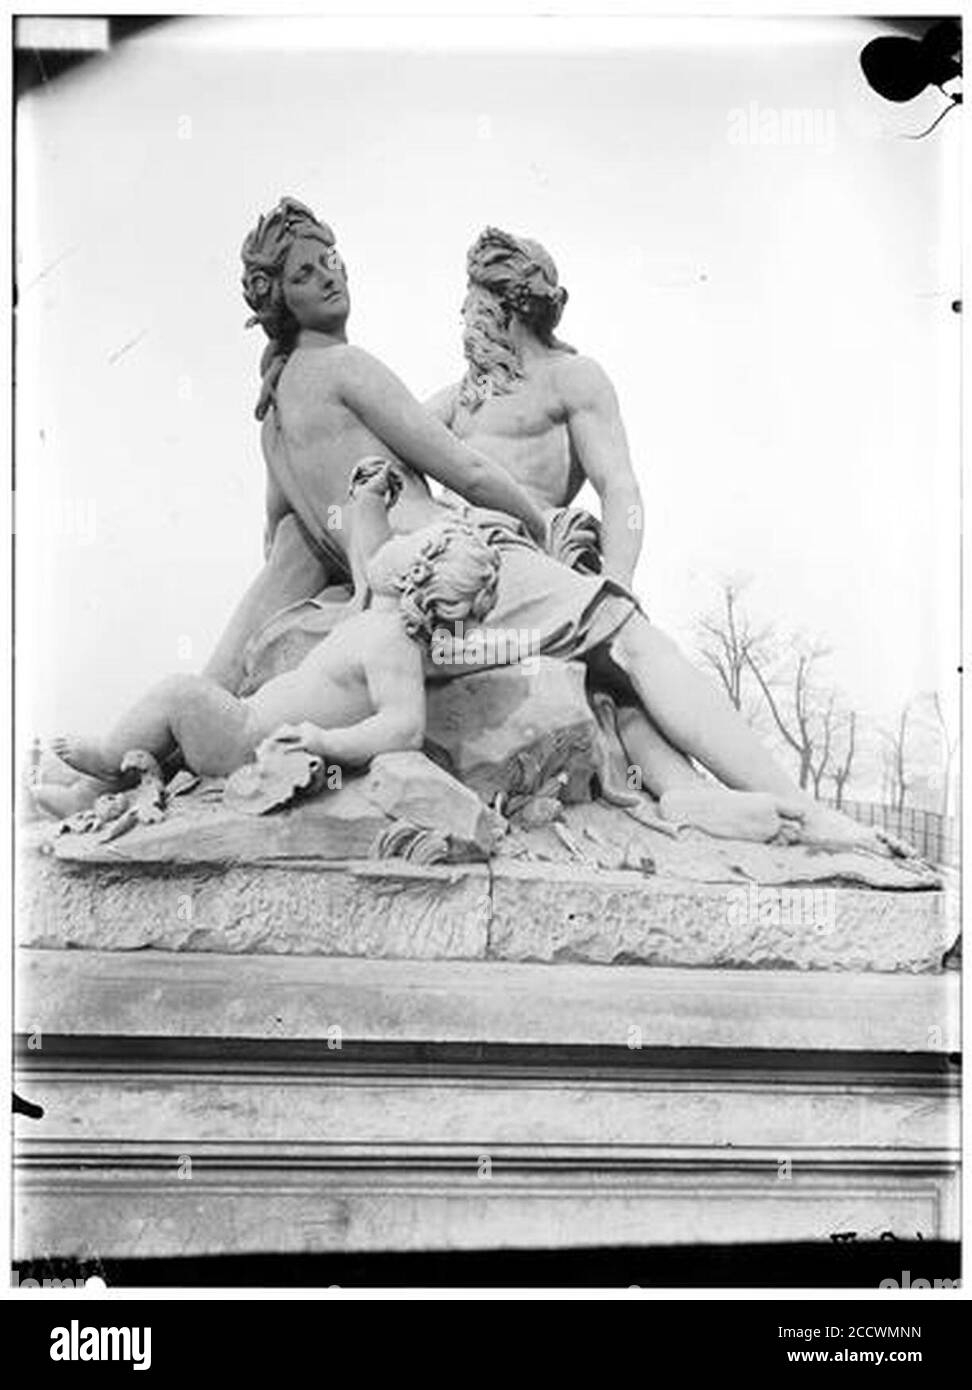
<box><xmin>54</xmin><ymin>675</ymin><xmax>255</xmax><ymax>781</ymax></box>
<box><xmin>36</xmin><ymin>514</ymin><xmax>330</xmax><ymax>813</ymax></box>
<box><xmin>590</xmin><ymin>686</ymin><xmax>803</xmax><ymax>842</ymax></box>
<box><xmin>602</xmin><ymin>616</ymin><xmax>883</xmax><ymax>848</ymax></box>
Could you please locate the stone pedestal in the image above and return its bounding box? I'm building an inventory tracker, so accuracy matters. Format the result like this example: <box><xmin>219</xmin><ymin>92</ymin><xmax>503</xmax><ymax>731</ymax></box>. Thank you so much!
<box><xmin>15</xmin><ymin>701</ymin><xmax>959</xmax><ymax>1262</ymax></box>
<box><xmin>14</xmin><ymin>951</ymin><xmax>959</xmax><ymax>1259</ymax></box>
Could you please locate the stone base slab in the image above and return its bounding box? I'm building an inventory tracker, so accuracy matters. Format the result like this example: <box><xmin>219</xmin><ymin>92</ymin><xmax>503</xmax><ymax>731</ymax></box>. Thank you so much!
<box><xmin>21</xmin><ymin>856</ymin><xmax>489</xmax><ymax>959</ymax></box>
<box><xmin>20</xmin><ymin>845</ymin><xmax>956</xmax><ymax>971</ymax></box>
<box><xmin>16</xmin><ymin>950</ymin><xmax>961</xmax><ymax>1054</ymax></box>
<box><xmin>489</xmin><ymin>863</ymin><xmax>956</xmax><ymax>973</ymax></box>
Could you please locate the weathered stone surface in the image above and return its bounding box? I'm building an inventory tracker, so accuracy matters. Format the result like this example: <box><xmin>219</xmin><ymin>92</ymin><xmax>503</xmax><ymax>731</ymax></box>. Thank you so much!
<box><xmin>15</xmin><ymin>1168</ymin><xmax>955</xmax><ymax>1260</ymax></box>
<box><xmin>49</xmin><ymin>777</ymin><xmax>388</xmax><ymax>866</ymax></box>
<box><xmin>21</xmin><ymin>817</ymin><xmax>955</xmax><ymax>970</ymax></box>
<box><xmin>16</xmin><ymin>951</ymin><xmax>961</xmax><ymax>1053</ymax></box>
<box><xmin>360</xmin><ymin>751</ymin><xmax>504</xmax><ymax>859</ymax></box>
<box><xmin>46</xmin><ymin>752</ymin><xmax>505</xmax><ymax>868</ymax></box>
<box><xmin>425</xmin><ymin>658</ymin><xmax>601</xmax><ymax>807</ymax></box>
<box><xmin>499</xmin><ymin>799</ymin><xmax>945</xmax><ymax>891</ymax></box>
<box><xmin>489</xmin><ymin>862</ymin><xmax>954</xmax><ymax>973</ymax></box>
<box><xmin>20</xmin><ymin>848</ymin><xmax>489</xmax><ymax>958</ymax></box>
<box><xmin>21</xmin><ymin>767</ymin><xmax>955</xmax><ymax>973</ymax></box>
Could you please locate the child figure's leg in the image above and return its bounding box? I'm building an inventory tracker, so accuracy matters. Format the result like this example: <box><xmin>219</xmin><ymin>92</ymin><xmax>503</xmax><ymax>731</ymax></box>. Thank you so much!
<box><xmin>54</xmin><ymin>675</ymin><xmax>257</xmax><ymax>781</ymax></box>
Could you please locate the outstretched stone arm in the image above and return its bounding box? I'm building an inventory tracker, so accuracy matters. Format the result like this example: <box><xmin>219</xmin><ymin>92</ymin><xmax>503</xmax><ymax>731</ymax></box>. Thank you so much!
<box><xmin>423</xmin><ymin>383</ymin><xmax>459</xmax><ymax>427</ymax></box>
<box><xmin>339</xmin><ymin>348</ymin><xmax>548</xmax><ymax>544</ymax></box>
<box><xmin>562</xmin><ymin>356</ymin><xmax>644</xmax><ymax>587</ymax></box>
<box><xmin>345</xmin><ymin>458</ymin><xmax>400</xmax><ymax>603</ymax></box>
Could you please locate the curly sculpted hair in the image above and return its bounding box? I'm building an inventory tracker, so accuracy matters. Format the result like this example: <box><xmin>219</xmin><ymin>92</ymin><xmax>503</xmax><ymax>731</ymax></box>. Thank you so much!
<box><xmin>396</xmin><ymin>522</ymin><xmax>501</xmax><ymax>645</ymax></box>
<box><xmin>459</xmin><ymin>226</ymin><xmax>575</xmax><ymax>410</ymax></box>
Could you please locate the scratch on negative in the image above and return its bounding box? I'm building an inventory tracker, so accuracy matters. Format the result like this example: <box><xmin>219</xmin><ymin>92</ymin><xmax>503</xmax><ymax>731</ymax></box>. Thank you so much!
<box><xmin>108</xmin><ymin>330</ymin><xmax>148</xmax><ymax>366</ymax></box>
<box><xmin>19</xmin><ymin>244</ymin><xmax>80</xmax><ymax>296</ymax></box>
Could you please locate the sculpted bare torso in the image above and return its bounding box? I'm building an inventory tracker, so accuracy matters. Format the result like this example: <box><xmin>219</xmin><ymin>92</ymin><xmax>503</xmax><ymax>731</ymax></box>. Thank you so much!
<box><xmin>435</xmin><ymin>352</ymin><xmax>586</xmax><ymax>511</ymax></box>
<box><xmin>243</xmin><ymin>609</ymin><xmax>413</xmax><ymax>740</ymax></box>
<box><xmin>269</xmin><ymin>343</ymin><xmax>445</xmax><ymax>550</ymax></box>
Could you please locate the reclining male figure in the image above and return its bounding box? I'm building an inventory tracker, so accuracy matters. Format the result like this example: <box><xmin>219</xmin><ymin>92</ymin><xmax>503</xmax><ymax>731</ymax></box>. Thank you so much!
<box><xmin>425</xmin><ymin>225</ymin><xmax>893</xmax><ymax>849</ymax></box>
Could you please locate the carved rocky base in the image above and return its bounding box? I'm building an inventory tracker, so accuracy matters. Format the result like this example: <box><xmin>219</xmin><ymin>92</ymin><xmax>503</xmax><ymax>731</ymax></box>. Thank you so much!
<box><xmin>17</xmin><ymin>651</ymin><xmax>959</xmax><ymax>1262</ymax></box>
<box><xmin>21</xmin><ymin>844</ymin><xmax>955</xmax><ymax>971</ymax></box>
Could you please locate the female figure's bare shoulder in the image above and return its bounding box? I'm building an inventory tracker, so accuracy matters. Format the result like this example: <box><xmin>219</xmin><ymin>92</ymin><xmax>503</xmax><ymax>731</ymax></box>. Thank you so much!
<box><xmin>277</xmin><ymin>342</ymin><xmax>360</xmax><ymax>412</ymax></box>
<box><xmin>284</xmin><ymin>341</ymin><xmax>356</xmax><ymax>382</ymax></box>
<box><xmin>280</xmin><ymin>344</ymin><xmax>394</xmax><ymax>402</ymax></box>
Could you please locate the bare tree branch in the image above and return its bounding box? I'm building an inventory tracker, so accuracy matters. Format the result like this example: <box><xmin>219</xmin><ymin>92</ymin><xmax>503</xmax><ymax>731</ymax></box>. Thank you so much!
<box><xmin>882</xmin><ymin>701</ymin><xmax>914</xmax><ymax>813</ymax></box>
<box><xmin>930</xmin><ymin>691</ymin><xmax>958</xmax><ymax>817</ymax></box>
<box><xmin>745</xmin><ymin>653</ymin><xmax>802</xmax><ymax>754</ymax></box>
<box><xmin>810</xmin><ymin>692</ymin><xmax>836</xmax><ymax>798</ymax></box>
<box><xmin>830</xmin><ymin>710</ymin><xmax>857</xmax><ymax>808</ymax></box>
<box><xmin>695</xmin><ymin>579</ymin><xmax>774</xmax><ymax>714</ymax></box>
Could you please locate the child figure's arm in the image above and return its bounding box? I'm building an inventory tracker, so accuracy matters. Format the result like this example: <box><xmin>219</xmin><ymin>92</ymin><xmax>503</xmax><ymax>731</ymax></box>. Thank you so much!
<box><xmin>346</xmin><ymin>458</ymin><xmax>400</xmax><ymax>605</ymax></box>
<box><xmin>274</xmin><ymin>620</ymin><xmax>425</xmax><ymax>768</ymax></box>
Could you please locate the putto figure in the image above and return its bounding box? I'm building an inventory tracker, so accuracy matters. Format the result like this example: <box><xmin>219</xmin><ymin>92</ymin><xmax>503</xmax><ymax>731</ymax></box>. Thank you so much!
<box><xmin>54</xmin><ymin>463</ymin><xmax>500</xmax><ymax>781</ymax></box>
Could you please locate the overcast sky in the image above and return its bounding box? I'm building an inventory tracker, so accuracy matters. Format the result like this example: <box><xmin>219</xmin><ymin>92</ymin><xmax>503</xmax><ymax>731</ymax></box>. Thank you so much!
<box><xmin>16</xmin><ymin>15</ymin><xmax>960</xmax><ymax>788</ymax></box>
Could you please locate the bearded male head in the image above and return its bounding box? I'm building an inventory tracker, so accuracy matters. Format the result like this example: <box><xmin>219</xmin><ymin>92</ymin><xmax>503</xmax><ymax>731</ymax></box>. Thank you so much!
<box><xmin>459</xmin><ymin>227</ymin><xmax>575</xmax><ymax>411</ymax></box>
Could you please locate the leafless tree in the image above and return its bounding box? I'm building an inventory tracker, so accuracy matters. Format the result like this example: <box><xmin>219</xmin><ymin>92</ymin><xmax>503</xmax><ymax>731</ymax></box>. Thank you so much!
<box><xmin>882</xmin><ymin>702</ymin><xmax>913</xmax><ymax>813</ymax></box>
<box><xmin>929</xmin><ymin>692</ymin><xmax>958</xmax><ymax>817</ymax></box>
<box><xmin>696</xmin><ymin>578</ymin><xmax>773</xmax><ymax>717</ymax></box>
<box><xmin>696</xmin><ymin>578</ymin><xmax>860</xmax><ymax>803</ymax></box>
<box><xmin>829</xmin><ymin>710</ymin><xmax>857</xmax><ymax>809</ymax></box>
<box><xmin>745</xmin><ymin>640</ymin><xmax>836</xmax><ymax>793</ymax></box>
<box><xmin>807</xmin><ymin>692</ymin><xmax>837</xmax><ymax>799</ymax></box>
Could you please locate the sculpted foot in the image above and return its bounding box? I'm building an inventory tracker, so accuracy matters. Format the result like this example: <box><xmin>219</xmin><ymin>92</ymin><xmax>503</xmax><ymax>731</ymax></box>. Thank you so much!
<box><xmin>797</xmin><ymin>803</ymin><xmax>912</xmax><ymax>857</ymax></box>
<box><xmin>659</xmin><ymin>787</ymin><xmax>799</xmax><ymax>843</ymax></box>
<box><xmin>30</xmin><ymin>778</ymin><xmax>101</xmax><ymax>820</ymax></box>
<box><xmin>50</xmin><ymin>736</ymin><xmax>120</xmax><ymax>784</ymax></box>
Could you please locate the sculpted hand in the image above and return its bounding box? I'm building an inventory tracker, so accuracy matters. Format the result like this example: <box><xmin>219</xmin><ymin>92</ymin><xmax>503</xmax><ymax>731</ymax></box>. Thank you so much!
<box><xmin>263</xmin><ymin>722</ymin><xmax>327</xmax><ymax>759</ymax></box>
<box><xmin>348</xmin><ymin>457</ymin><xmax>404</xmax><ymax>508</ymax></box>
